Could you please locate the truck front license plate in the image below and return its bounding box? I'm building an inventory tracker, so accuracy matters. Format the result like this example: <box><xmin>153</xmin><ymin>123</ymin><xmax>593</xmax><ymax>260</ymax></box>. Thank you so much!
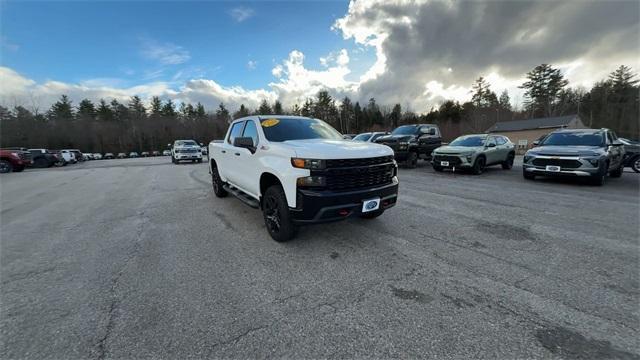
<box><xmin>362</xmin><ymin>198</ymin><xmax>380</xmax><ymax>213</ymax></box>
<box><xmin>546</xmin><ymin>165</ymin><xmax>561</xmax><ymax>172</ymax></box>
<box><xmin>440</xmin><ymin>161</ymin><xmax>449</xmax><ymax>166</ymax></box>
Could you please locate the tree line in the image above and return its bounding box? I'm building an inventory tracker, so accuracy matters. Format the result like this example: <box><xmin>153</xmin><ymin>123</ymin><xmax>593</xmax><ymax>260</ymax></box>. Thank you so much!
<box><xmin>1</xmin><ymin>64</ymin><xmax>637</xmax><ymax>153</ymax></box>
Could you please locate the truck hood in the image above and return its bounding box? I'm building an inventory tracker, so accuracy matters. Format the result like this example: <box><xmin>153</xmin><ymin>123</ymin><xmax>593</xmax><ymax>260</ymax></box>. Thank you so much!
<box><xmin>282</xmin><ymin>139</ymin><xmax>393</xmax><ymax>159</ymax></box>
<box><xmin>434</xmin><ymin>145</ymin><xmax>482</xmax><ymax>154</ymax></box>
<box><xmin>529</xmin><ymin>145</ymin><xmax>603</xmax><ymax>156</ymax></box>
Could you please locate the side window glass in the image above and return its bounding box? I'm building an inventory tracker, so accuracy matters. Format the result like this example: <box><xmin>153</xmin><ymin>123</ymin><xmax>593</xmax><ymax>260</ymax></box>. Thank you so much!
<box><xmin>606</xmin><ymin>132</ymin><xmax>613</xmax><ymax>145</ymax></box>
<box><xmin>487</xmin><ymin>137</ymin><xmax>497</xmax><ymax>146</ymax></box>
<box><xmin>496</xmin><ymin>137</ymin><xmax>506</xmax><ymax>145</ymax></box>
<box><xmin>242</xmin><ymin>120</ymin><xmax>259</xmax><ymax>147</ymax></box>
<box><xmin>227</xmin><ymin>121</ymin><xmax>245</xmax><ymax>145</ymax></box>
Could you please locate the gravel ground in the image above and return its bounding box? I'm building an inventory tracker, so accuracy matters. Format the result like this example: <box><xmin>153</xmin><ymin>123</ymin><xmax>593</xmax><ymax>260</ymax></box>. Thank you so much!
<box><xmin>1</xmin><ymin>156</ymin><xmax>638</xmax><ymax>359</ymax></box>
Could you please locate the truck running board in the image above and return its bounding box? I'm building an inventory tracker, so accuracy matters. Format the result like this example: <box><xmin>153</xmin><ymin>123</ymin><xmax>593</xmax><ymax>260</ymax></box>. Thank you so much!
<box><xmin>222</xmin><ymin>184</ymin><xmax>260</xmax><ymax>209</ymax></box>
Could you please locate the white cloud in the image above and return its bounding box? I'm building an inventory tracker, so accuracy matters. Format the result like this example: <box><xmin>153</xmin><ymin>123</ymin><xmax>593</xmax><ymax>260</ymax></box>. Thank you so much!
<box><xmin>229</xmin><ymin>7</ymin><xmax>255</xmax><ymax>23</ymax></box>
<box><xmin>247</xmin><ymin>60</ymin><xmax>257</xmax><ymax>70</ymax></box>
<box><xmin>140</xmin><ymin>39</ymin><xmax>190</xmax><ymax>65</ymax></box>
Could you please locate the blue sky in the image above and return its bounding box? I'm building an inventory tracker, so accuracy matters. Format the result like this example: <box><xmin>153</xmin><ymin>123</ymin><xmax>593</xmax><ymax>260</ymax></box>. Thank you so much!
<box><xmin>1</xmin><ymin>1</ymin><xmax>637</xmax><ymax>112</ymax></box>
<box><xmin>1</xmin><ymin>1</ymin><xmax>372</xmax><ymax>89</ymax></box>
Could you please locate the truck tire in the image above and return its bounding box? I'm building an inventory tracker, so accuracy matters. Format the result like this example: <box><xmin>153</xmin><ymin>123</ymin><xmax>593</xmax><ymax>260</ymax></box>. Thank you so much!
<box><xmin>502</xmin><ymin>152</ymin><xmax>515</xmax><ymax>170</ymax></box>
<box><xmin>360</xmin><ymin>209</ymin><xmax>384</xmax><ymax>219</ymax></box>
<box><xmin>13</xmin><ymin>165</ymin><xmax>25</xmax><ymax>172</ymax></box>
<box><xmin>34</xmin><ymin>158</ymin><xmax>49</xmax><ymax>168</ymax></box>
<box><xmin>0</xmin><ymin>160</ymin><xmax>13</xmax><ymax>173</ymax></box>
<box><xmin>406</xmin><ymin>151</ymin><xmax>418</xmax><ymax>168</ymax></box>
<box><xmin>262</xmin><ymin>184</ymin><xmax>297</xmax><ymax>242</ymax></box>
<box><xmin>211</xmin><ymin>163</ymin><xmax>228</xmax><ymax>198</ymax></box>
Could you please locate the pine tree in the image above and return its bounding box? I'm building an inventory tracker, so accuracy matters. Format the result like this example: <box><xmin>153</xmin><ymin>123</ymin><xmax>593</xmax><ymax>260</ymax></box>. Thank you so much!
<box><xmin>233</xmin><ymin>104</ymin><xmax>250</xmax><ymax>119</ymax></box>
<box><xmin>301</xmin><ymin>99</ymin><xmax>314</xmax><ymax>117</ymax></box>
<box><xmin>390</xmin><ymin>103</ymin><xmax>402</xmax><ymax>129</ymax></box>
<box><xmin>272</xmin><ymin>100</ymin><xmax>284</xmax><ymax>115</ymax></box>
<box><xmin>96</xmin><ymin>99</ymin><xmax>113</xmax><ymax>122</ymax></box>
<box><xmin>161</xmin><ymin>99</ymin><xmax>177</xmax><ymax>118</ymax></box>
<box><xmin>519</xmin><ymin>64</ymin><xmax>568</xmax><ymax>117</ymax></box>
<box><xmin>216</xmin><ymin>103</ymin><xmax>231</xmax><ymax>123</ymax></box>
<box><xmin>76</xmin><ymin>99</ymin><xmax>96</xmax><ymax>121</ymax></box>
<box><xmin>48</xmin><ymin>95</ymin><xmax>74</xmax><ymax>122</ymax></box>
<box><xmin>149</xmin><ymin>96</ymin><xmax>163</xmax><ymax>117</ymax></box>
<box><xmin>498</xmin><ymin>90</ymin><xmax>511</xmax><ymax>111</ymax></box>
<box><xmin>339</xmin><ymin>97</ymin><xmax>354</xmax><ymax>133</ymax></box>
<box><xmin>257</xmin><ymin>100</ymin><xmax>272</xmax><ymax>115</ymax></box>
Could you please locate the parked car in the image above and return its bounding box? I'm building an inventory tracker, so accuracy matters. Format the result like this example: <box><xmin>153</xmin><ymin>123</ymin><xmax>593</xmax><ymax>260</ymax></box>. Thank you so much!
<box><xmin>208</xmin><ymin>116</ymin><xmax>398</xmax><ymax>242</ymax></box>
<box><xmin>117</xmin><ymin>153</ymin><xmax>127</xmax><ymax>159</ymax></box>
<box><xmin>170</xmin><ymin>140</ymin><xmax>202</xmax><ymax>163</ymax></box>
<box><xmin>57</xmin><ymin>150</ymin><xmax>77</xmax><ymax>164</ymax></box>
<box><xmin>619</xmin><ymin>138</ymin><xmax>640</xmax><ymax>173</ymax></box>
<box><xmin>62</xmin><ymin>149</ymin><xmax>84</xmax><ymax>162</ymax></box>
<box><xmin>104</xmin><ymin>153</ymin><xmax>115</xmax><ymax>159</ymax></box>
<box><xmin>342</xmin><ymin>134</ymin><xmax>357</xmax><ymax>140</ymax></box>
<box><xmin>352</xmin><ymin>132</ymin><xmax>388</xmax><ymax>143</ymax></box>
<box><xmin>93</xmin><ymin>153</ymin><xmax>103</xmax><ymax>160</ymax></box>
<box><xmin>129</xmin><ymin>152</ymin><xmax>139</xmax><ymax>158</ymax></box>
<box><xmin>28</xmin><ymin>149</ymin><xmax>59</xmax><ymax>168</ymax></box>
<box><xmin>0</xmin><ymin>149</ymin><xmax>32</xmax><ymax>173</ymax></box>
<box><xmin>201</xmin><ymin>147</ymin><xmax>208</xmax><ymax>155</ymax></box>
<box><xmin>141</xmin><ymin>151</ymin><xmax>150</xmax><ymax>157</ymax></box>
<box><xmin>375</xmin><ymin>124</ymin><xmax>442</xmax><ymax>168</ymax></box>
<box><xmin>82</xmin><ymin>153</ymin><xmax>93</xmax><ymax>160</ymax></box>
<box><xmin>152</xmin><ymin>150</ymin><xmax>161</xmax><ymax>157</ymax></box>
<box><xmin>523</xmin><ymin>128</ymin><xmax>625</xmax><ymax>186</ymax></box>
<box><xmin>431</xmin><ymin>134</ymin><xmax>516</xmax><ymax>174</ymax></box>
<box><xmin>162</xmin><ymin>150</ymin><xmax>171</xmax><ymax>156</ymax></box>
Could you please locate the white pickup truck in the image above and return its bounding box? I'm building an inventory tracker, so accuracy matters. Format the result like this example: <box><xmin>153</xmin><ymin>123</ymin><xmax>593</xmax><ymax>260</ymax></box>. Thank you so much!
<box><xmin>208</xmin><ymin>115</ymin><xmax>399</xmax><ymax>242</ymax></box>
<box><xmin>170</xmin><ymin>140</ymin><xmax>203</xmax><ymax>164</ymax></box>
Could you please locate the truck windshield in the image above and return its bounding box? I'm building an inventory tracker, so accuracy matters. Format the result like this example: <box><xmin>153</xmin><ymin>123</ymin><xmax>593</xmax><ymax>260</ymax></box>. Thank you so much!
<box><xmin>176</xmin><ymin>140</ymin><xmax>197</xmax><ymax>146</ymax></box>
<box><xmin>541</xmin><ymin>132</ymin><xmax>604</xmax><ymax>146</ymax></box>
<box><xmin>260</xmin><ymin>118</ymin><xmax>343</xmax><ymax>142</ymax></box>
<box><xmin>391</xmin><ymin>125</ymin><xmax>418</xmax><ymax>135</ymax></box>
<box><xmin>449</xmin><ymin>136</ymin><xmax>486</xmax><ymax>147</ymax></box>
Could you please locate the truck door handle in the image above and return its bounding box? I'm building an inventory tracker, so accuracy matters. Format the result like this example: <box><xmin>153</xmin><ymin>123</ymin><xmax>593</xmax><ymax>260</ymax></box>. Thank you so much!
<box><xmin>234</xmin><ymin>152</ymin><xmax>241</xmax><ymax>156</ymax></box>
<box><xmin>221</xmin><ymin>150</ymin><xmax>226</xmax><ymax>154</ymax></box>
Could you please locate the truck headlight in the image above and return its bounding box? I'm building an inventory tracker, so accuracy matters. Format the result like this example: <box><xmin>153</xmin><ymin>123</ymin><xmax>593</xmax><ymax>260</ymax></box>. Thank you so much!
<box><xmin>584</xmin><ymin>158</ymin><xmax>600</xmax><ymax>167</ymax></box>
<box><xmin>291</xmin><ymin>158</ymin><xmax>326</xmax><ymax>170</ymax></box>
<box><xmin>296</xmin><ymin>176</ymin><xmax>326</xmax><ymax>187</ymax></box>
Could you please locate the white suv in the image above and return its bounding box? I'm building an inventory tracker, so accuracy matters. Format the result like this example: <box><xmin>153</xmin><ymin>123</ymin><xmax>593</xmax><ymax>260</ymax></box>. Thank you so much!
<box><xmin>209</xmin><ymin>116</ymin><xmax>398</xmax><ymax>242</ymax></box>
<box><xmin>170</xmin><ymin>140</ymin><xmax>203</xmax><ymax>164</ymax></box>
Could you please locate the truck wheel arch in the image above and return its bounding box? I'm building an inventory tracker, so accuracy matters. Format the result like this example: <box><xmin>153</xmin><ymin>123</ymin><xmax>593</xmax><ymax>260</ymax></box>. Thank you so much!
<box><xmin>260</xmin><ymin>172</ymin><xmax>282</xmax><ymax>198</ymax></box>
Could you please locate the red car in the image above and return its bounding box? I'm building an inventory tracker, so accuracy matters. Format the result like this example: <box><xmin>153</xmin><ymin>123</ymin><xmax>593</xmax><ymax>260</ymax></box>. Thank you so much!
<box><xmin>0</xmin><ymin>149</ymin><xmax>33</xmax><ymax>173</ymax></box>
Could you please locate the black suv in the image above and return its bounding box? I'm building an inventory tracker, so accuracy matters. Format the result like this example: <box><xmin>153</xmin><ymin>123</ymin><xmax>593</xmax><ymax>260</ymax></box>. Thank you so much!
<box><xmin>375</xmin><ymin>124</ymin><xmax>442</xmax><ymax>168</ymax></box>
<box><xmin>28</xmin><ymin>149</ymin><xmax>59</xmax><ymax>168</ymax></box>
<box><xmin>523</xmin><ymin>128</ymin><xmax>625</xmax><ymax>185</ymax></box>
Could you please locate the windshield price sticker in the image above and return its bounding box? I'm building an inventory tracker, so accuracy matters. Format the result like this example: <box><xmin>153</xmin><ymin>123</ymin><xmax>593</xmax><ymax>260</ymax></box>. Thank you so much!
<box><xmin>261</xmin><ymin>119</ymin><xmax>280</xmax><ymax>127</ymax></box>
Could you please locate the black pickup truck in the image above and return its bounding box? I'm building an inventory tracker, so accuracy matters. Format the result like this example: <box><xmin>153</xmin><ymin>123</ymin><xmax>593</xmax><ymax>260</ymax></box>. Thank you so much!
<box><xmin>375</xmin><ymin>124</ymin><xmax>442</xmax><ymax>168</ymax></box>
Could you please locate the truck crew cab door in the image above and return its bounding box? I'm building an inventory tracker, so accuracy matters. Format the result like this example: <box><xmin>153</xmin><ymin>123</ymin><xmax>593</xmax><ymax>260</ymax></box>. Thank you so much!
<box><xmin>220</xmin><ymin>120</ymin><xmax>245</xmax><ymax>184</ymax></box>
<box><xmin>229</xmin><ymin>119</ymin><xmax>261</xmax><ymax>198</ymax></box>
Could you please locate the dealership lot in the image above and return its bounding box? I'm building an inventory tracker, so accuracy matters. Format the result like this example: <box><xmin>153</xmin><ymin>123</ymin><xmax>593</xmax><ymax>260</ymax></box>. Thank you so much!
<box><xmin>1</xmin><ymin>157</ymin><xmax>638</xmax><ymax>358</ymax></box>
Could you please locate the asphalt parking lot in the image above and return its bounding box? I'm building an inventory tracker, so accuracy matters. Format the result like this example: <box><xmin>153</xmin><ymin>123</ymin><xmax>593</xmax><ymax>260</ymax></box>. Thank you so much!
<box><xmin>1</xmin><ymin>157</ymin><xmax>638</xmax><ymax>359</ymax></box>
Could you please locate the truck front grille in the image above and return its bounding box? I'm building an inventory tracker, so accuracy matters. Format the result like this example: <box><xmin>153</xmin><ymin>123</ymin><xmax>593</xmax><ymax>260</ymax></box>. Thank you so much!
<box><xmin>313</xmin><ymin>156</ymin><xmax>395</xmax><ymax>191</ymax></box>
<box><xmin>532</xmin><ymin>158</ymin><xmax>581</xmax><ymax>168</ymax></box>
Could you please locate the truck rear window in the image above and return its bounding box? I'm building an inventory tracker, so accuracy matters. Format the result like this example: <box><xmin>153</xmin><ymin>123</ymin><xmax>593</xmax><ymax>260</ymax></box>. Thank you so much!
<box><xmin>260</xmin><ymin>117</ymin><xmax>343</xmax><ymax>142</ymax></box>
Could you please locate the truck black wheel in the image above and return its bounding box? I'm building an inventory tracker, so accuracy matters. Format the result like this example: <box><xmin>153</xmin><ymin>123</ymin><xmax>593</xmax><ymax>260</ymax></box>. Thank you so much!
<box><xmin>472</xmin><ymin>156</ymin><xmax>485</xmax><ymax>175</ymax></box>
<box><xmin>262</xmin><ymin>185</ymin><xmax>297</xmax><ymax>242</ymax></box>
<box><xmin>631</xmin><ymin>156</ymin><xmax>640</xmax><ymax>173</ymax></box>
<box><xmin>360</xmin><ymin>209</ymin><xmax>384</xmax><ymax>219</ymax></box>
<box><xmin>0</xmin><ymin>160</ymin><xmax>13</xmax><ymax>173</ymax></box>
<box><xmin>502</xmin><ymin>153</ymin><xmax>515</xmax><ymax>170</ymax></box>
<box><xmin>406</xmin><ymin>152</ymin><xmax>418</xmax><ymax>168</ymax></box>
<box><xmin>34</xmin><ymin>158</ymin><xmax>49</xmax><ymax>168</ymax></box>
<box><xmin>211</xmin><ymin>164</ymin><xmax>228</xmax><ymax>198</ymax></box>
<box><xmin>13</xmin><ymin>165</ymin><xmax>25</xmax><ymax>172</ymax></box>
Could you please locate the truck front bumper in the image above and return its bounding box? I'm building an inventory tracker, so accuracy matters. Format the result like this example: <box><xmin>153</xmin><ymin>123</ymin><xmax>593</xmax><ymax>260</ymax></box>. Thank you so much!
<box><xmin>289</xmin><ymin>177</ymin><xmax>399</xmax><ymax>224</ymax></box>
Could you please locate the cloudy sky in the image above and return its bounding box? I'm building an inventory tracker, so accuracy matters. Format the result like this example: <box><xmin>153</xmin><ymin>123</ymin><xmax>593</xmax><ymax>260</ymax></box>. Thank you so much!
<box><xmin>1</xmin><ymin>0</ymin><xmax>638</xmax><ymax>113</ymax></box>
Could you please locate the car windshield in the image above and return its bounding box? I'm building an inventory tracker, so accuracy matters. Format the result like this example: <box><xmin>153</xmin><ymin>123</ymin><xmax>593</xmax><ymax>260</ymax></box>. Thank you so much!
<box><xmin>176</xmin><ymin>140</ymin><xmax>197</xmax><ymax>146</ymax></box>
<box><xmin>353</xmin><ymin>133</ymin><xmax>372</xmax><ymax>141</ymax></box>
<box><xmin>449</xmin><ymin>136</ymin><xmax>486</xmax><ymax>147</ymax></box>
<box><xmin>541</xmin><ymin>132</ymin><xmax>604</xmax><ymax>146</ymax></box>
<box><xmin>260</xmin><ymin>117</ymin><xmax>343</xmax><ymax>142</ymax></box>
<box><xmin>391</xmin><ymin>125</ymin><xmax>418</xmax><ymax>135</ymax></box>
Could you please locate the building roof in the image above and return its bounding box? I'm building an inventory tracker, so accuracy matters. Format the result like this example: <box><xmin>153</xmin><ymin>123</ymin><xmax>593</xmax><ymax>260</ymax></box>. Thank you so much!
<box><xmin>486</xmin><ymin>115</ymin><xmax>578</xmax><ymax>133</ymax></box>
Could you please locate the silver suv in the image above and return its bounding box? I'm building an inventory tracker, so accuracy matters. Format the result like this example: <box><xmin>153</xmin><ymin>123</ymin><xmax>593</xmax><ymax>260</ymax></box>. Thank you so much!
<box><xmin>522</xmin><ymin>128</ymin><xmax>625</xmax><ymax>186</ymax></box>
<box><xmin>431</xmin><ymin>134</ymin><xmax>515</xmax><ymax>174</ymax></box>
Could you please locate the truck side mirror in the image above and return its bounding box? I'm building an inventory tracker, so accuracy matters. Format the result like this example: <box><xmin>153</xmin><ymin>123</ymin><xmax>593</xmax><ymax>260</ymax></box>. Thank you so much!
<box><xmin>233</xmin><ymin>137</ymin><xmax>255</xmax><ymax>152</ymax></box>
<box><xmin>532</xmin><ymin>140</ymin><xmax>540</xmax><ymax>146</ymax></box>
